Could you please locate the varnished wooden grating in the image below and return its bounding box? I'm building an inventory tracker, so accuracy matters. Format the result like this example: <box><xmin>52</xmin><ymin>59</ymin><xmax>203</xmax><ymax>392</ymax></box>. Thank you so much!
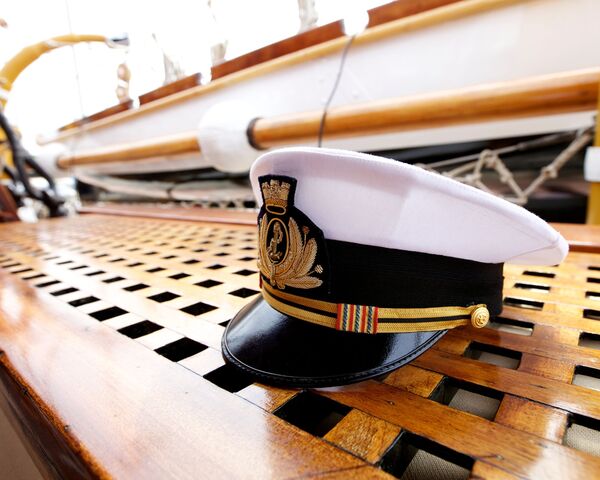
<box><xmin>1</xmin><ymin>214</ymin><xmax>600</xmax><ymax>479</ymax></box>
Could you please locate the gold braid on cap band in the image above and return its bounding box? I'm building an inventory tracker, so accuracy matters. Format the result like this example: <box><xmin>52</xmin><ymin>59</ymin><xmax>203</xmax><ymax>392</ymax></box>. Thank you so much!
<box><xmin>261</xmin><ymin>282</ymin><xmax>489</xmax><ymax>334</ymax></box>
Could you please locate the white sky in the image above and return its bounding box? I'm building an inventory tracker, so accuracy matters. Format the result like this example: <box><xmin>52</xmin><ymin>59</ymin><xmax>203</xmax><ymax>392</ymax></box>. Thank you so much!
<box><xmin>1</xmin><ymin>0</ymin><xmax>387</xmax><ymax>144</ymax></box>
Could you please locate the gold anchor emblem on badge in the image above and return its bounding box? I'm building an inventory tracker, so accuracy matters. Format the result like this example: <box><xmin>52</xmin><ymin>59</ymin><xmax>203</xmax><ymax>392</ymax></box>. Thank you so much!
<box><xmin>258</xmin><ymin>179</ymin><xmax>323</xmax><ymax>290</ymax></box>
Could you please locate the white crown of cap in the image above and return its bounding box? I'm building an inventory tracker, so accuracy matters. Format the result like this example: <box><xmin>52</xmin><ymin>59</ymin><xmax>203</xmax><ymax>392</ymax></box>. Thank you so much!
<box><xmin>250</xmin><ymin>147</ymin><xmax>568</xmax><ymax>266</ymax></box>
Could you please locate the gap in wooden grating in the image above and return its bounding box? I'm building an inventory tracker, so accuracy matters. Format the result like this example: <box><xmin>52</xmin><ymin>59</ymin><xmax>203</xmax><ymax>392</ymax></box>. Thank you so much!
<box><xmin>228</xmin><ymin>287</ymin><xmax>259</xmax><ymax>299</ymax></box>
<box><xmin>429</xmin><ymin>377</ymin><xmax>502</xmax><ymax>420</ymax></box>
<box><xmin>36</xmin><ymin>279</ymin><xmax>60</xmax><ymax>288</ymax></box>
<box><xmin>69</xmin><ymin>265</ymin><xmax>87</xmax><ymax>271</ymax></box>
<box><xmin>563</xmin><ymin>414</ymin><xmax>600</xmax><ymax>458</ymax></box>
<box><xmin>154</xmin><ymin>337</ymin><xmax>207</xmax><ymax>362</ymax></box>
<box><xmin>203</xmin><ymin>364</ymin><xmax>254</xmax><ymax>393</ymax></box>
<box><xmin>85</xmin><ymin>270</ymin><xmax>105</xmax><ymax>277</ymax></box>
<box><xmin>579</xmin><ymin>332</ymin><xmax>600</xmax><ymax>350</ymax></box>
<box><xmin>523</xmin><ymin>270</ymin><xmax>555</xmax><ymax>279</ymax></box>
<box><xmin>11</xmin><ymin>267</ymin><xmax>33</xmax><ymax>274</ymax></box>
<box><xmin>103</xmin><ymin>276</ymin><xmax>124</xmax><ymax>284</ymax></box>
<box><xmin>195</xmin><ymin>279</ymin><xmax>222</xmax><ymax>288</ymax></box>
<box><xmin>572</xmin><ymin>366</ymin><xmax>600</xmax><ymax>392</ymax></box>
<box><xmin>22</xmin><ymin>273</ymin><xmax>45</xmax><ymax>281</ymax></box>
<box><xmin>118</xmin><ymin>320</ymin><xmax>163</xmax><ymax>339</ymax></box>
<box><xmin>464</xmin><ymin>342</ymin><xmax>522</xmax><ymax>369</ymax></box>
<box><xmin>234</xmin><ymin>269</ymin><xmax>257</xmax><ymax>277</ymax></box>
<box><xmin>68</xmin><ymin>296</ymin><xmax>100</xmax><ymax>307</ymax></box>
<box><xmin>169</xmin><ymin>272</ymin><xmax>191</xmax><ymax>280</ymax></box>
<box><xmin>583</xmin><ymin>309</ymin><xmax>600</xmax><ymax>321</ymax></box>
<box><xmin>514</xmin><ymin>282</ymin><xmax>550</xmax><ymax>292</ymax></box>
<box><xmin>585</xmin><ymin>291</ymin><xmax>600</xmax><ymax>301</ymax></box>
<box><xmin>51</xmin><ymin>287</ymin><xmax>78</xmax><ymax>296</ymax></box>
<box><xmin>148</xmin><ymin>291</ymin><xmax>180</xmax><ymax>303</ymax></box>
<box><xmin>379</xmin><ymin>430</ymin><xmax>473</xmax><ymax>480</ymax></box>
<box><xmin>486</xmin><ymin>317</ymin><xmax>533</xmax><ymax>336</ymax></box>
<box><xmin>180</xmin><ymin>301</ymin><xmax>217</xmax><ymax>316</ymax></box>
<box><xmin>89</xmin><ymin>306</ymin><xmax>128</xmax><ymax>321</ymax></box>
<box><xmin>273</xmin><ymin>391</ymin><xmax>350</xmax><ymax>437</ymax></box>
<box><xmin>503</xmin><ymin>297</ymin><xmax>544</xmax><ymax>310</ymax></box>
<box><xmin>123</xmin><ymin>283</ymin><xmax>149</xmax><ymax>292</ymax></box>
<box><xmin>146</xmin><ymin>267</ymin><xmax>165</xmax><ymax>273</ymax></box>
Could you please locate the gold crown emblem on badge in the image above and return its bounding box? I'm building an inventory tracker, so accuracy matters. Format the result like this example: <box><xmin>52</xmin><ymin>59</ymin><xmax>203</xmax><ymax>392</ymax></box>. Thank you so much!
<box><xmin>261</xmin><ymin>179</ymin><xmax>291</xmax><ymax>214</ymax></box>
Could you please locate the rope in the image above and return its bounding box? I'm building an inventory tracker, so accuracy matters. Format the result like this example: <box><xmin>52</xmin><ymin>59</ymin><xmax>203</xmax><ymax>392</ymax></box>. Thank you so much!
<box><xmin>420</xmin><ymin>128</ymin><xmax>594</xmax><ymax>205</ymax></box>
<box><xmin>317</xmin><ymin>34</ymin><xmax>355</xmax><ymax>147</ymax></box>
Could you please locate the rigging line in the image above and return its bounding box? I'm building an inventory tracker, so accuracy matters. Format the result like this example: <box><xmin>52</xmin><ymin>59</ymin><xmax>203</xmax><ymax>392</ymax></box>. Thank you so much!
<box><xmin>317</xmin><ymin>34</ymin><xmax>356</xmax><ymax>148</ymax></box>
<box><xmin>64</xmin><ymin>0</ymin><xmax>85</xmax><ymax>121</ymax></box>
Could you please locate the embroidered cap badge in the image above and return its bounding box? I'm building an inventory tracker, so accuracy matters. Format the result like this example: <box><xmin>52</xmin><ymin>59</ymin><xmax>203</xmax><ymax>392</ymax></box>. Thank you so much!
<box><xmin>257</xmin><ymin>176</ymin><xmax>326</xmax><ymax>291</ymax></box>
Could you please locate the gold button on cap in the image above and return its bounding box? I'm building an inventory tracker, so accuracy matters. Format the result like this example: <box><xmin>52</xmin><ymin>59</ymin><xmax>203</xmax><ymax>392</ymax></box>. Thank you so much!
<box><xmin>471</xmin><ymin>306</ymin><xmax>489</xmax><ymax>328</ymax></box>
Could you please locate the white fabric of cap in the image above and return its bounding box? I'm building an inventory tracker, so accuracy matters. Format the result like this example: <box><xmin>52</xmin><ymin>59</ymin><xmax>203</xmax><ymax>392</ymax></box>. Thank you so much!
<box><xmin>250</xmin><ymin>147</ymin><xmax>568</xmax><ymax>265</ymax></box>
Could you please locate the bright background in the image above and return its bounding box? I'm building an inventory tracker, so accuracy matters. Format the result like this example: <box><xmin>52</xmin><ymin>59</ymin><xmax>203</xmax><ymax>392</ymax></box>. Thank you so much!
<box><xmin>1</xmin><ymin>0</ymin><xmax>387</xmax><ymax>145</ymax></box>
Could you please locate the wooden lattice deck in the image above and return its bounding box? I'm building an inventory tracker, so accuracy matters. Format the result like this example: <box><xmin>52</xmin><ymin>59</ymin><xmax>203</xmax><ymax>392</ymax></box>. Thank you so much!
<box><xmin>0</xmin><ymin>213</ymin><xmax>599</xmax><ymax>479</ymax></box>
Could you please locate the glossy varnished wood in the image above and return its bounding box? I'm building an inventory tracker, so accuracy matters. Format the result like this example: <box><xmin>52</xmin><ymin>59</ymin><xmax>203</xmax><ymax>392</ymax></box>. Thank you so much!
<box><xmin>0</xmin><ymin>214</ymin><xmax>599</xmax><ymax>479</ymax></box>
<box><xmin>251</xmin><ymin>68</ymin><xmax>599</xmax><ymax>148</ymax></box>
<box><xmin>211</xmin><ymin>0</ymin><xmax>461</xmax><ymax>80</ymax></box>
<box><xmin>138</xmin><ymin>73</ymin><xmax>202</xmax><ymax>105</ymax></box>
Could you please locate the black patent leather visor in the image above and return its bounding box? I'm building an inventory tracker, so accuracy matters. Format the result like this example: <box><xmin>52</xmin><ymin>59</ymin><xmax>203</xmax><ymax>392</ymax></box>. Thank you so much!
<box><xmin>222</xmin><ymin>296</ymin><xmax>446</xmax><ymax>388</ymax></box>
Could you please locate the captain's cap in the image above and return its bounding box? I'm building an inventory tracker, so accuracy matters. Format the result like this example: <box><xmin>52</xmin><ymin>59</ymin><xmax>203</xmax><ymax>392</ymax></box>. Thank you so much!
<box><xmin>222</xmin><ymin>147</ymin><xmax>568</xmax><ymax>387</ymax></box>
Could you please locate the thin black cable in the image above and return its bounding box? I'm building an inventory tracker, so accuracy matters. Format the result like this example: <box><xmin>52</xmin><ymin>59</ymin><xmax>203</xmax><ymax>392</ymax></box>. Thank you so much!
<box><xmin>0</xmin><ymin>110</ymin><xmax>65</xmax><ymax>216</ymax></box>
<box><xmin>317</xmin><ymin>34</ymin><xmax>356</xmax><ymax>148</ymax></box>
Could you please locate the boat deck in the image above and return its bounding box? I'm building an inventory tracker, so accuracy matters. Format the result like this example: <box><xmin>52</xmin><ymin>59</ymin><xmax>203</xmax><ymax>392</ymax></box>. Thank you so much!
<box><xmin>1</xmin><ymin>212</ymin><xmax>600</xmax><ymax>479</ymax></box>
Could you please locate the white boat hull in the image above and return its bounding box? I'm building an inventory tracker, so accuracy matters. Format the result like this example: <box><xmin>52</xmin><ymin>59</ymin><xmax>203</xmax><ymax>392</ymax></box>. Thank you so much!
<box><xmin>41</xmin><ymin>0</ymin><xmax>600</xmax><ymax>176</ymax></box>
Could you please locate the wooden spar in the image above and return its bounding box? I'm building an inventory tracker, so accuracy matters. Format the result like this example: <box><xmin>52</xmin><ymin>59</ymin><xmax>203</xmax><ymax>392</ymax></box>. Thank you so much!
<box><xmin>56</xmin><ymin>131</ymin><xmax>200</xmax><ymax>169</ymax></box>
<box><xmin>252</xmin><ymin>67</ymin><xmax>600</xmax><ymax>148</ymax></box>
<box><xmin>45</xmin><ymin>0</ymin><xmax>527</xmax><ymax>144</ymax></box>
<box><xmin>586</xmin><ymin>79</ymin><xmax>600</xmax><ymax>224</ymax></box>
<box><xmin>56</xmin><ymin>67</ymin><xmax>600</xmax><ymax>169</ymax></box>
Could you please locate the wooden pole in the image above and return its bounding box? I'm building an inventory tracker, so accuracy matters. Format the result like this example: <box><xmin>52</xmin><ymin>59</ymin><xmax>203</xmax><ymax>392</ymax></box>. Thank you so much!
<box><xmin>586</xmin><ymin>82</ymin><xmax>600</xmax><ymax>224</ymax></box>
<box><xmin>251</xmin><ymin>68</ymin><xmax>600</xmax><ymax>148</ymax></box>
<box><xmin>56</xmin><ymin>131</ymin><xmax>200</xmax><ymax>169</ymax></box>
<box><xmin>56</xmin><ymin>68</ymin><xmax>600</xmax><ymax>169</ymax></box>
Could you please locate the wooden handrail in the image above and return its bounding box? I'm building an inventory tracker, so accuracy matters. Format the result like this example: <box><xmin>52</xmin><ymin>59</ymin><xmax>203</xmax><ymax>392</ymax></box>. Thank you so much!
<box><xmin>252</xmin><ymin>67</ymin><xmax>600</xmax><ymax>148</ymax></box>
<box><xmin>56</xmin><ymin>131</ymin><xmax>199</xmax><ymax>169</ymax></box>
<box><xmin>56</xmin><ymin>68</ymin><xmax>600</xmax><ymax>169</ymax></box>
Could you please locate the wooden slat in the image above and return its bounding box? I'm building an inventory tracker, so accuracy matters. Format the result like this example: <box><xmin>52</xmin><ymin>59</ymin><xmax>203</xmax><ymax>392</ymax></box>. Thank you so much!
<box><xmin>320</xmin><ymin>381</ymin><xmax>600</xmax><ymax>479</ymax></box>
<box><xmin>412</xmin><ymin>350</ymin><xmax>600</xmax><ymax>420</ymax></box>
<box><xmin>445</xmin><ymin>327</ymin><xmax>600</xmax><ymax>371</ymax></box>
<box><xmin>494</xmin><ymin>396</ymin><xmax>568</xmax><ymax>442</ymax></box>
<box><xmin>324</xmin><ymin>409</ymin><xmax>401</xmax><ymax>464</ymax></box>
